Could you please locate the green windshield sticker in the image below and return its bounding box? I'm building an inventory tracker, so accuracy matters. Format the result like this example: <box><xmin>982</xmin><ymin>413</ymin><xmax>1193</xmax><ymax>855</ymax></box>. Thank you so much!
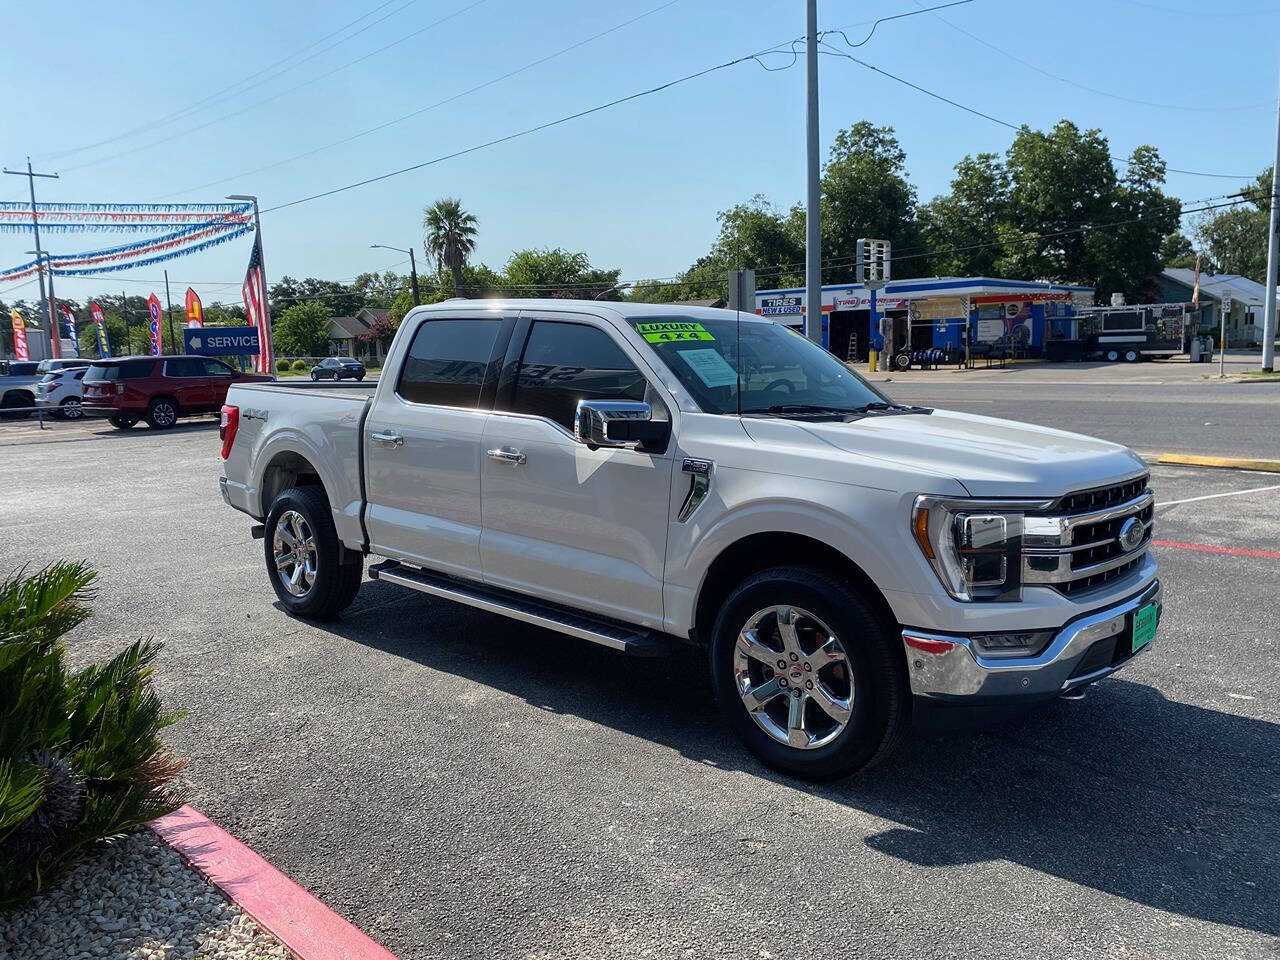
<box><xmin>637</xmin><ymin>321</ymin><xmax>714</xmax><ymax>343</ymax></box>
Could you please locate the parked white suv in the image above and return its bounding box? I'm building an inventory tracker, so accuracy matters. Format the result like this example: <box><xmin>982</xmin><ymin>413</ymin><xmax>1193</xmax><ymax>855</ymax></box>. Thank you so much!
<box><xmin>35</xmin><ymin>365</ymin><xmax>89</xmax><ymax>418</ymax></box>
<box><xmin>218</xmin><ymin>301</ymin><xmax>1160</xmax><ymax>779</ymax></box>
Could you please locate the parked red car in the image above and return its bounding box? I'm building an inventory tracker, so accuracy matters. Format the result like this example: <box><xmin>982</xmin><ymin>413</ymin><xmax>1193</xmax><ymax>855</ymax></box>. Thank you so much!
<box><xmin>82</xmin><ymin>355</ymin><xmax>272</xmax><ymax>429</ymax></box>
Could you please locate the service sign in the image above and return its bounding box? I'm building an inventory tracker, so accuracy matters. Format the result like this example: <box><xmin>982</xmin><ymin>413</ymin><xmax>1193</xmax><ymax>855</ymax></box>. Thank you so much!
<box><xmin>183</xmin><ymin>326</ymin><xmax>261</xmax><ymax>356</ymax></box>
<box><xmin>759</xmin><ymin>295</ymin><xmax>803</xmax><ymax>316</ymax></box>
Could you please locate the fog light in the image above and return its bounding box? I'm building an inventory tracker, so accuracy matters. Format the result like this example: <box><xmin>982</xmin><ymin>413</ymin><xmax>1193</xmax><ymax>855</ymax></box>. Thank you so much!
<box><xmin>972</xmin><ymin>630</ymin><xmax>1053</xmax><ymax>658</ymax></box>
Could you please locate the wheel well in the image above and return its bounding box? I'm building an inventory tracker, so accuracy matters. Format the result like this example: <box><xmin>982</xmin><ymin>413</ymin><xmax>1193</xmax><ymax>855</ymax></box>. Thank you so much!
<box><xmin>149</xmin><ymin>394</ymin><xmax>179</xmax><ymax>410</ymax></box>
<box><xmin>692</xmin><ymin>532</ymin><xmax>899</xmax><ymax>646</ymax></box>
<box><xmin>260</xmin><ymin>451</ymin><xmax>325</xmax><ymax>514</ymax></box>
<box><xmin>2</xmin><ymin>390</ymin><xmax>31</xmax><ymax>405</ymax></box>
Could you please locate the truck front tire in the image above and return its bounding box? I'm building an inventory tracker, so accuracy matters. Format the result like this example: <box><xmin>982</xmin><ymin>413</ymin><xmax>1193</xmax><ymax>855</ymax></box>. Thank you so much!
<box><xmin>709</xmin><ymin>566</ymin><xmax>908</xmax><ymax>780</ymax></box>
<box><xmin>264</xmin><ymin>486</ymin><xmax>364</xmax><ymax>618</ymax></box>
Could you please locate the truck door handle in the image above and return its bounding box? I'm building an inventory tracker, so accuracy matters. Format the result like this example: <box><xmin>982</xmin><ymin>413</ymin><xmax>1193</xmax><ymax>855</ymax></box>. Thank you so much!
<box><xmin>487</xmin><ymin>446</ymin><xmax>526</xmax><ymax>465</ymax></box>
<box><xmin>371</xmin><ymin>431</ymin><xmax>404</xmax><ymax>447</ymax></box>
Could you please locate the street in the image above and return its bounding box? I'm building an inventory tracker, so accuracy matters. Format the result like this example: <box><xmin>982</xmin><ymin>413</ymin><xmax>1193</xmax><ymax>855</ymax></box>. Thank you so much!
<box><xmin>1</xmin><ymin>387</ymin><xmax>1276</xmax><ymax>960</ymax></box>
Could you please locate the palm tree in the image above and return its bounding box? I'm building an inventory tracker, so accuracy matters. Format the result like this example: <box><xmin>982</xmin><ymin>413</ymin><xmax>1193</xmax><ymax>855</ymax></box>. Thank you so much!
<box><xmin>423</xmin><ymin>198</ymin><xmax>478</xmax><ymax>298</ymax></box>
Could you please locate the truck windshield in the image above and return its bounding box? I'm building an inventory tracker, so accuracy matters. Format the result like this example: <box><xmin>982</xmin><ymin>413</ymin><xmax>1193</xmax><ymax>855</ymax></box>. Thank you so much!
<box><xmin>627</xmin><ymin>315</ymin><xmax>888</xmax><ymax>416</ymax></box>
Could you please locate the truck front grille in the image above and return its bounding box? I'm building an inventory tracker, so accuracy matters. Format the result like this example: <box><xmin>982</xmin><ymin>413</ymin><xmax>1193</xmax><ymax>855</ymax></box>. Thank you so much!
<box><xmin>1022</xmin><ymin>475</ymin><xmax>1153</xmax><ymax>597</ymax></box>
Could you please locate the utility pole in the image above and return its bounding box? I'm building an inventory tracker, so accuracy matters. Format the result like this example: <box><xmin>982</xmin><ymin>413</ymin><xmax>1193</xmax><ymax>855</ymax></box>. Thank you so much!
<box><xmin>1261</xmin><ymin>69</ymin><xmax>1280</xmax><ymax>372</ymax></box>
<box><xmin>164</xmin><ymin>269</ymin><xmax>177</xmax><ymax>354</ymax></box>
<box><xmin>408</xmin><ymin>246</ymin><xmax>420</xmax><ymax>305</ymax></box>
<box><xmin>371</xmin><ymin>243</ymin><xmax>420</xmax><ymax>305</ymax></box>
<box><xmin>803</xmin><ymin>0</ymin><xmax>822</xmax><ymax>344</ymax></box>
<box><xmin>4</xmin><ymin>158</ymin><xmax>60</xmax><ymax>359</ymax></box>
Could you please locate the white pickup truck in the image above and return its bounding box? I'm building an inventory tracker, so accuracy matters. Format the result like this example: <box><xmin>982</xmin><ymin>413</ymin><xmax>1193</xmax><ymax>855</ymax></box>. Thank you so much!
<box><xmin>219</xmin><ymin>300</ymin><xmax>1160</xmax><ymax>779</ymax></box>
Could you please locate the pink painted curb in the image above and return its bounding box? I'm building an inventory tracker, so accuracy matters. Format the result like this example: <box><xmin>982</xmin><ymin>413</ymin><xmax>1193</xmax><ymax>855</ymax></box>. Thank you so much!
<box><xmin>151</xmin><ymin>805</ymin><xmax>399</xmax><ymax>960</ymax></box>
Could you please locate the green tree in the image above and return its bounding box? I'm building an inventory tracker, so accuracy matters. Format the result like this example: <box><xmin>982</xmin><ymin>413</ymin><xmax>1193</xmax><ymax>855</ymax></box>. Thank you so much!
<box><xmin>1087</xmin><ymin>145</ymin><xmax>1182</xmax><ymax>301</ymax></box>
<box><xmin>920</xmin><ymin>153</ymin><xmax>1010</xmax><ymax>276</ymax></box>
<box><xmin>272</xmin><ymin>300</ymin><xmax>331</xmax><ymax>357</ymax></box>
<box><xmin>270</xmin><ymin>277</ymin><xmax>362</xmax><ymax>317</ymax></box>
<box><xmin>998</xmin><ymin>121</ymin><xmax>1118</xmax><ymax>285</ymax></box>
<box><xmin>423</xmin><ymin>198</ymin><xmax>478</xmax><ymax>298</ymax></box>
<box><xmin>503</xmin><ymin>247</ymin><xmax>620</xmax><ymax>299</ymax></box>
<box><xmin>1195</xmin><ymin>169</ymin><xmax>1273</xmax><ymax>281</ymax></box>
<box><xmin>820</xmin><ymin>121</ymin><xmax>923</xmax><ymax>281</ymax></box>
<box><xmin>1160</xmin><ymin>232</ymin><xmax>1198</xmax><ymax>270</ymax></box>
<box><xmin>352</xmin><ymin>270</ymin><xmax>406</xmax><ymax>308</ymax></box>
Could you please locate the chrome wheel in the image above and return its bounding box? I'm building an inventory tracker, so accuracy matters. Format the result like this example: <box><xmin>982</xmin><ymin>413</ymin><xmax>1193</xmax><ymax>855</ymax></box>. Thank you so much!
<box><xmin>733</xmin><ymin>605</ymin><xmax>854</xmax><ymax>750</ymax></box>
<box><xmin>272</xmin><ymin>510</ymin><xmax>317</xmax><ymax>597</ymax></box>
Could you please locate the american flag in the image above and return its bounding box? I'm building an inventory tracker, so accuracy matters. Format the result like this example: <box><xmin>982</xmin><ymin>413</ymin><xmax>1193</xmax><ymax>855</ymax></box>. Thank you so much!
<box><xmin>242</xmin><ymin>234</ymin><xmax>273</xmax><ymax>374</ymax></box>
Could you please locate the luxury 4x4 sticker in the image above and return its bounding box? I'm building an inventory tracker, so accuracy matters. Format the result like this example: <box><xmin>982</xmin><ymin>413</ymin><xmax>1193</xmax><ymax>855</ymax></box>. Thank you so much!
<box><xmin>636</xmin><ymin>321</ymin><xmax>714</xmax><ymax>343</ymax></box>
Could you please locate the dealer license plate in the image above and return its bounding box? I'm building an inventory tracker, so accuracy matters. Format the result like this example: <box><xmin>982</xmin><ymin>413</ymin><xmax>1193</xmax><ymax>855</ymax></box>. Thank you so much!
<box><xmin>1132</xmin><ymin>602</ymin><xmax>1158</xmax><ymax>653</ymax></box>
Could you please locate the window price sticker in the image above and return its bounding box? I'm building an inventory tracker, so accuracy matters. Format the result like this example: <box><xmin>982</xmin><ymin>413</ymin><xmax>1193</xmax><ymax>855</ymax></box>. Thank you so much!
<box><xmin>637</xmin><ymin>321</ymin><xmax>715</xmax><ymax>343</ymax></box>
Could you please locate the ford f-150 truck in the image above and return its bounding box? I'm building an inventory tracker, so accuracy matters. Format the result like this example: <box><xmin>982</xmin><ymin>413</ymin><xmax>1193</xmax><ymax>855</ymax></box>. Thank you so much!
<box><xmin>219</xmin><ymin>300</ymin><xmax>1160</xmax><ymax>779</ymax></box>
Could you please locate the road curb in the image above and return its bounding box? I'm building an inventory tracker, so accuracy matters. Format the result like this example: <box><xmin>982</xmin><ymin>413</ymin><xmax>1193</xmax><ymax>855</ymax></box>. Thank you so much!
<box><xmin>1156</xmin><ymin>454</ymin><xmax>1280</xmax><ymax>473</ymax></box>
<box><xmin>151</xmin><ymin>805</ymin><xmax>399</xmax><ymax>960</ymax></box>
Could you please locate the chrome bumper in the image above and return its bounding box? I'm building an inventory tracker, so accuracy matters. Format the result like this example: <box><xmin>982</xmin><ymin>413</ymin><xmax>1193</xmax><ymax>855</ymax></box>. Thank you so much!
<box><xmin>903</xmin><ymin>579</ymin><xmax>1161</xmax><ymax>701</ymax></box>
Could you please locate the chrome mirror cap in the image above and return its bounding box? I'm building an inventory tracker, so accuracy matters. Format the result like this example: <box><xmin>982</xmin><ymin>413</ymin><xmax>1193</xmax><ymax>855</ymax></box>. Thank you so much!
<box><xmin>574</xmin><ymin>399</ymin><xmax>652</xmax><ymax>448</ymax></box>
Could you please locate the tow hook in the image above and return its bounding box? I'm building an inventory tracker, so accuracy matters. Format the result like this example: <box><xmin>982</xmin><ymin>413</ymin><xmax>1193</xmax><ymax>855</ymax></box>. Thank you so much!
<box><xmin>1058</xmin><ymin>686</ymin><xmax>1087</xmax><ymax>701</ymax></box>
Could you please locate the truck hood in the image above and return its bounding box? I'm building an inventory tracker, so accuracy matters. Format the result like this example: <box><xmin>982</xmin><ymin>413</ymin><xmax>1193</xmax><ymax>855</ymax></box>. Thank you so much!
<box><xmin>742</xmin><ymin>408</ymin><xmax>1148</xmax><ymax>498</ymax></box>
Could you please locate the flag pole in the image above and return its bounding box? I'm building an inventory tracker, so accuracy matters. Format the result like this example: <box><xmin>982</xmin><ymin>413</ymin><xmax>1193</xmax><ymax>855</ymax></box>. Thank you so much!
<box><xmin>227</xmin><ymin>195</ymin><xmax>270</xmax><ymax>375</ymax></box>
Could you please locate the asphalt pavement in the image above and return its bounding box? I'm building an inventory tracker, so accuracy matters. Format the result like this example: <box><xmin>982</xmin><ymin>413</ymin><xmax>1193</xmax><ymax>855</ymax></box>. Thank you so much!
<box><xmin>870</xmin><ymin>359</ymin><xmax>1280</xmax><ymax>460</ymax></box>
<box><xmin>2</xmin><ymin>403</ymin><xmax>1277</xmax><ymax>960</ymax></box>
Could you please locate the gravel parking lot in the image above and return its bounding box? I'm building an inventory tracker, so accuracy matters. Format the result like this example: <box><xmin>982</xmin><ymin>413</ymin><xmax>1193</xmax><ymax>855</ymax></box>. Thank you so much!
<box><xmin>2</xmin><ymin>387</ymin><xmax>1276</xmax><ymax>960</ymax></box>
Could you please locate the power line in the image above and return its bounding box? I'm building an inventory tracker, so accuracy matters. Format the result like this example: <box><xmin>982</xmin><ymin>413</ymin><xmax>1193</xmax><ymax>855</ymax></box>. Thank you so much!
<box><xmin>822</xmin><ymin>0</ymin><xmax>975</xmax><ymax>48</ymax></box>
<box><xmin>257</xmin><ymin>43</ymin><xmax>800</xmax><ymax>216</ymax></box>
<box><xmin>902</xmin><ymin>0</ymin><xmax>1272</xmax><ymax>114</ymax></box>
<box><xmin>150</xmin><ymin>0</ymin><xmax>688</xmax><ymax>200</ymax></box>
<box><xmin>819</xmin><ymin>46</ymin><xmax>1261</xmax><ymax>180</ymax></box>
<box><xmin>38</xmin><ymin>0</ymin><xmax>421</xmax><ymax>162</ymax></box>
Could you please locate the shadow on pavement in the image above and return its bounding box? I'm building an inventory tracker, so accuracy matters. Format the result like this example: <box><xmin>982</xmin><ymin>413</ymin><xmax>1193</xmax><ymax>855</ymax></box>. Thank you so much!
<box><xmin>312</xmin><ymin>584</ymin><xmax>1279</xmax><ymax>938</ymax></box>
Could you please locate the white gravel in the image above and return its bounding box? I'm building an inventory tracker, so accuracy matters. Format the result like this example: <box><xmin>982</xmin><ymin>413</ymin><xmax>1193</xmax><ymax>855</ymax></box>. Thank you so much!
<box><xmin>0</xmin><ymin>830</ymin><xmax>293</xmax><ymax>960</ymax></box>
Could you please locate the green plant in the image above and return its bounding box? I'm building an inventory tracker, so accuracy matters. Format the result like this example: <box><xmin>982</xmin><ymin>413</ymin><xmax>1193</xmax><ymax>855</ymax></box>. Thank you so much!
<box><xmin>276</xmin><ymin>358</ymin><xmax>292</xmax><ymax>373</ymax></box>
<box><xmin>291</xmin><ymin>359</ymin><xmax>308</xmax><ymax>372</ymax></box>
<box><xmin>0</xmin><ymin>562</ymin><xmax>185</xmax><ymax>906</ymax></box>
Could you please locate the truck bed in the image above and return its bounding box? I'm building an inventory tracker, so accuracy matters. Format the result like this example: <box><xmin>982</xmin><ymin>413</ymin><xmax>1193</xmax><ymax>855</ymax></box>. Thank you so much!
<box><xmin>222</xmin><ymin>380</ymin><xmax>375</xmax><ymax>547</ymax></box>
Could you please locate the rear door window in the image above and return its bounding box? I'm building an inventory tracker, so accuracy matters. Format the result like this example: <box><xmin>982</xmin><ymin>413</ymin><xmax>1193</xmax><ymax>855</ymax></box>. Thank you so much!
<box><xmin>396</xmin><ymin>319</ymin><xmax>502</xmax><ymax>408</ymax></box>
<box><xmin>509</xmin><ymin>321</ymin><xmax>647</xmax><ymax>431</ymax></box>
<box><xmin>201</xmin><ymin>359</ymin><xmax>234</xmax><ymax>377</ymax></box>
<box><xmin>164</xmin><ymin>359</ymin><xmax>203</xmax><ymax>378</ymax></box>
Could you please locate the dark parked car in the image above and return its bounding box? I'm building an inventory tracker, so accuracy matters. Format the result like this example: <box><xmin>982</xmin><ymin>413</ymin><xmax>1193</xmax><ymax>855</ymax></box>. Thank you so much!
<box><xmin>310</xmin><ymin>356</ymin><xmax>366</xmax><ymax>381</ymax></box>
<box><xmin>81</xmin><ymin>355</ymin><xmax>272</xmax><ymax>429</ymax></box>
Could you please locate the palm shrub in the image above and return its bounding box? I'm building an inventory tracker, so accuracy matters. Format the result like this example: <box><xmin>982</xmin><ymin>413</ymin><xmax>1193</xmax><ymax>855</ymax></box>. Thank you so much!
<box><xmin>0</xmin><ymin>562</ymin><xmax>185</xmax><ymax>906</ymax></box>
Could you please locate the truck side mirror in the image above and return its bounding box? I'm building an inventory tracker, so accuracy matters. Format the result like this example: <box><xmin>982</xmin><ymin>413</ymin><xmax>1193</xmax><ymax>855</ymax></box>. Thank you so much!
<box><xmin>573</xmin><ymin>399</ymin><xmax>668</xmax><ymax>452</ymax></box>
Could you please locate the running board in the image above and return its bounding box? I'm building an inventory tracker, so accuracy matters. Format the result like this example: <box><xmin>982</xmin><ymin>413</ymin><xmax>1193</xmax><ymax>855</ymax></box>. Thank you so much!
<box><xmin>368</xmin><ymin>561</ymin><xmax>668</xmax><ymax>656</ymax></box>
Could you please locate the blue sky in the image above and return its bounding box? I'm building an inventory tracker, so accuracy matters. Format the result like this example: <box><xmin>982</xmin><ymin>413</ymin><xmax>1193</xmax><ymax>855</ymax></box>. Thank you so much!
<box><xmin>2</xmin><ymin>0</ymin><xmax>1278</xmax><ymax>308</ymax></box>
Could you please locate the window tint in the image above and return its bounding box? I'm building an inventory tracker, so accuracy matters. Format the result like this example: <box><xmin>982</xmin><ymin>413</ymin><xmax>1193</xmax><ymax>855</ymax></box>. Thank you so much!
<box><xmin>397</xmin><ymin>319</ymin><xmax>501</xmax><ymax>408</ymax></box>
<box><xmin>201</xmin><ymin>359</ymin><xmax>233</xmax><ymax>376</ymax></box>
<box><xmin>164</xmin><ymin>359</ymin><xmax>203</xmax><ymax>377</ymax></box>
<box><xmin>510</xmin><ymin>321</ymin><xmax>647</xmax><ymax>430</ymax></box>
<box><xmin>85</xmin><ymin>360</ymin><xmax>153</xmax><ymax>381</ymax></box>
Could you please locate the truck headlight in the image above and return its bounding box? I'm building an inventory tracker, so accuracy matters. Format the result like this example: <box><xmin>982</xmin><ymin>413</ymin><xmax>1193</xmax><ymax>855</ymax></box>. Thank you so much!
<box><xmin>912</xmin><ymin>496</ymin><xmax>1025</xmax><ymax>602</ymax></box>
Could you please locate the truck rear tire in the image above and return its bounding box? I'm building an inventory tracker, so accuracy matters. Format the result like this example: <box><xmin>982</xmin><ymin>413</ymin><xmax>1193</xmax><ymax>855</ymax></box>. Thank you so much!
<box><xmin>709</xmin><ymin>566</ymin><xmax>907</xmax><ymax>780</ymax></box>
<box><xmin>264</xmin><ymin>485</ymin><xmax>363</xmax><ymax>618</ymax></box>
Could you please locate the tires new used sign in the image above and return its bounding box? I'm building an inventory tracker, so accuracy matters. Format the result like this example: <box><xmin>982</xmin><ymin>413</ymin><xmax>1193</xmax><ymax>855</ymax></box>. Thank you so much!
<box><xmin>183</xmin><ymin>327</ymin><xmax>261</xmax><ymax>356</ymax></box>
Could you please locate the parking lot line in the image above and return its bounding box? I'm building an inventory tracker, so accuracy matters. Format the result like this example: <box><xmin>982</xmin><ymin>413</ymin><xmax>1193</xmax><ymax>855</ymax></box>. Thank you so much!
<box><xmin>1152</xmin><ymin>539</ymin><xmax>1280</xmax><ymax>560</ymax></box>
<box><xmin>1157</xmin><ymin>483</ymin><xmax>1280</xmax><ymax>508</ymax></box>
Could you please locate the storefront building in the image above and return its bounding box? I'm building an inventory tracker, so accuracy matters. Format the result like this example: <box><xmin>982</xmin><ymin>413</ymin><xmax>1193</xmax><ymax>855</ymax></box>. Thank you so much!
<box><xmin>755</xmin><ymin>277</ymin><xmax>1095</xmax><ymax>361</ymax></box>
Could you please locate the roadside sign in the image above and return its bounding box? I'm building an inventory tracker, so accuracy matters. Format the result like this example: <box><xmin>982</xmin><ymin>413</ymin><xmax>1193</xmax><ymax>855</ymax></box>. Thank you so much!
<box><xmin>759</xmin><ymin>295</ymin><xmax>803</xmax><ymax>316</ymax></box>
<box><xmin>183</xmin><ymin>326</ymin><xmax>261</xmax><ymax>356</ymax></box>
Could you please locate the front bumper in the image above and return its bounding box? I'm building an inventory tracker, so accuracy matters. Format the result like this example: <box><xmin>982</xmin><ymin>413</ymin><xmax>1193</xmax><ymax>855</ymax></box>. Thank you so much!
<box><xmin>902</xmin><ymin>579</ymin><xmax>1161</xmax><ymax>702</ymax></box>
